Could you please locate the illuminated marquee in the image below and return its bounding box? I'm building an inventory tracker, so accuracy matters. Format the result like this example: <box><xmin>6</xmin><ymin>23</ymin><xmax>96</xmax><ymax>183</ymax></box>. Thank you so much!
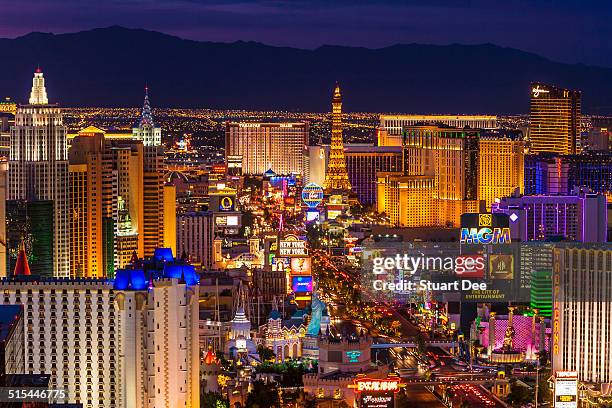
<box><xmin>460</xmin><ymin>227</ymin><xmax>511</xmax><ymax>244</ymax></box>
<box><xmin>279</xmin><ymin>234</ymin><xmax>308</xmax><ymax>257</ymax></box>
<box><xmin>355</xmin><ymin>379</ymin><xmax>400</xmax><ymax>392</ymax></box>
<box><xmin>351</xmin><ymin>375</ymin><xmax>404</xmax><ymax>408</ymax></box>
<box><xmin>460</xmin><ymin>213</ymin><xmax>511</xmax><ymax>244</ymax></box>
<box><xmin>301</xmin><ymin>183</ymin><xmax>324</xmax><ymax>208</ymax></box>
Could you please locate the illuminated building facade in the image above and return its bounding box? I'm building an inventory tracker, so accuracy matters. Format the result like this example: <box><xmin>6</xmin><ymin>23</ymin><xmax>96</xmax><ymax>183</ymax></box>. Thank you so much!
<box><xmin>401</xmin><ymin>125</ymin><xmax>480</xmax><ymax>226</ymax></box>
<box><xmin>0</xmin><ymin>162</ymin><xmax>5</xmax><ymax>277</ymax></box>
<box><xmin>1</xmin><ymin>278</ymin><xmax>118</xmax><ymax>407</ymax></box>
<box><xmin>303</xmin><ymin>334</ymin><xmax>386</xmax><ymax>406</ymax></box>
<box><xmin>68</xmin><ymin>123</ymin><xmax>174</xmax><ymax>275</ymax></box>
<box><xmin>307</xmin><ymin>144</ymin><xmax>402</xmax><ymax>205</ymax></box>
<box><xmin>0</xmin><ymin>112</ymin><xmax>12</xmax><ymax>159</ymax></box>
<box><xmin>263</xmin><ymin>305</ymin><xmax>306</xmax><ymax>362</ymax></box>
<box><xmin>524</xmin><ymin>154</ymin><xmax>569</xmax><ymax>195</ymax></box>
<box><xmin>0</xmin><ymin>255</ymin><xmax>200</xmax><ymax>408</ymax></box>
<box><xmin>478</xmin><ymin>131</ymin><xmax>525</xmax><ymax>210</ymax></box>
<box><xmin>305</xmin><ymin>145</ymin><xmax>327</xmax><ymax>187</ymax></box>
<box><xmin>525</xmin><ymin>151</ymin><xmax>612</xmax><ymax>198</ymax></box>
<box><xmin>69</xmin><ymin>129</ymin><xmax>112</xmax><ymax>278</ymax></box>
<box><xmin>225</xmin><ymin>122</ymin><xmax>308</xmax><ymax>176</ymax></box>
<box><xmin>529</xmin><ymin>82</ymin><xmax>581</xmax><ymax>155</ymax></box>
<box><xmin>132</xmin><ymin>87</ymin><xmax>161</xmax><ymax>147</ymax></box>
<box><xmin>5</xmin><ymin>200</ymin><xmax>53</xmax><ymax>277</ymax></box>
<box><xmin>552</xmin><ymin>246</ymin><xmax>612</xmax><ymax>383</ymax></box>
<box><xmin>493</xmin><ymin>189</ymin><xmax>607</xmax><ymax>242</ymax></box>
<box><xmin>0</xmin><ymin>304</ymin><xmax>24</xmax><ymax>376</ymax></box>
<box><xmin>114</xmin><ymin>262</ymin><xmax>200</xmax><ymax>408</ymax></box>
<box><xmin>176</xmin><ymin>211</ymin><xmax>213</xmax><ymax>269</ymax></box>
<box><xmin>587</xmin><ymin>117</ymin><xmax>612</xmax><ymax>150</ymax></box>
<box><xmin>377</xmin><ymin>173</ymin><xmax>436</xmax><ymax>227</ymax></box>
<box><xmin>9</xmin><ymin>69</ymin><xmax>69</xmax><ymax>277</ymax></box>
<box><xmin>323</xmin><ymin>84</ymin><xmax>352</xmax><ymax>192</ymax></box>
<box><xmin>378</xmin><ymin>114</ymin><xmax>497</xmax><ymax>146</ymax></box>
<box><xmin>344</xmin><ymin>145</ymin><xmax>402</xmax><ymax>205</ymax></box>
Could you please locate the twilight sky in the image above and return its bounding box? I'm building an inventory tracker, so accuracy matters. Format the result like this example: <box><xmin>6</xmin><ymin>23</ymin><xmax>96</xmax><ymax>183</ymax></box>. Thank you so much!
<box><xmin>1</xmin><ymin>0</ymin><xmax>611</xmax><ymax>67</ymax></box>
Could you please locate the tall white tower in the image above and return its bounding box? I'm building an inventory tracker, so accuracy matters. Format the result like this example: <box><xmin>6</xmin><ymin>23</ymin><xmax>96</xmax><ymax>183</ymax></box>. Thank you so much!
<box><xmin>132</xmin><ymin>86</ymin><xmax>161</xmax><ymax>146</ymax></box>
<box><xmin>9</xmin><ymin>68</ymin><xmax>69</xmax><ymax>277</ymax></box>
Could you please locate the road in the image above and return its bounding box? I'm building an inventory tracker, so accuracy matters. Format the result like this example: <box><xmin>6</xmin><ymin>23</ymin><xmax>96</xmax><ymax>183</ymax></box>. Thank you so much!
<box><xmin>400</xmin><ymin>385</ymin><xmax>445</xmax><ymax>408</ymax></box>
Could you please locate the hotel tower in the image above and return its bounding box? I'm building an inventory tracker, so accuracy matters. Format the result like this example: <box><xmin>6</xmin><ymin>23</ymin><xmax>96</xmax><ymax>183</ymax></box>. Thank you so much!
<box><xmin>9</xmin><ymin>69</ymin><xmax>69</xmax><ymax>277</ymax></box>
<box><xmin>529</xmin><ymin>82</ymin><xmax>581</xmax><ymax>155</ymax></box>
<box><xmin>323</xmin><ymin>83</ymin><xmax>352</xmax><ymax>192</ymax></box>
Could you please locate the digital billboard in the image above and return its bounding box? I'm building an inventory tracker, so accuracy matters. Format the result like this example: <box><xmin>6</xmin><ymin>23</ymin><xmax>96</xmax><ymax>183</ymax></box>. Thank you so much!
<box><xmin>554</xmin><ymin>371</ymin><xmax>578</xmax><ymax>408</ymax></box>
<box><xmin>291</xmin><ymin>276</ymin><xmax>313</xmax><ymax>293</ymax></box>
<box><xmin>291</xmin><ymin>257</ymin><xmax>312</xmax><ymax>275</ymax></box>
<box><xmin>460</xmin><ymin>213</ymin><xmax>511</xmax><ymax>244</ymax></box>
<box><xmin>489</xmin><ymin>254</ymin><xmax>514</xmax><ymax>280</ymax></box>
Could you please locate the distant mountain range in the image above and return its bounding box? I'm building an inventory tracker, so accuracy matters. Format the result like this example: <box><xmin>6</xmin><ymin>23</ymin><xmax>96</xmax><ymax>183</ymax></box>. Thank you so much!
<box><xmin>1</xmin><ymin>26</ymin><xmax>612</xmax><ymax>114</ymax></box>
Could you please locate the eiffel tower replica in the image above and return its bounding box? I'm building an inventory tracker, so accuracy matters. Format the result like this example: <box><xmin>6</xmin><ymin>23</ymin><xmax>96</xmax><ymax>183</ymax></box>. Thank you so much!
<box><xmin>323</xmin><ymin>83</ymin><xmax>352</xmax><ymax>194</ymax></box>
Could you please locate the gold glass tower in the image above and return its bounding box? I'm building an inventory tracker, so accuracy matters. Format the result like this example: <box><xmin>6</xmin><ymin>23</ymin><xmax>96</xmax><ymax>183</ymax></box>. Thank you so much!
<box><xmin>529</xmin><ymin>82</ymin><xmax>581</xmax><ymax>155</ymax></box>
<box><xmin>323</xmin><ymin>83</ymin><xmax>352</xmax><ymax>192</ymax></box>
<box><xmin>478</xmin><ymin>132</ymin><xmax>525</xmax><ymax>210</ymax></box>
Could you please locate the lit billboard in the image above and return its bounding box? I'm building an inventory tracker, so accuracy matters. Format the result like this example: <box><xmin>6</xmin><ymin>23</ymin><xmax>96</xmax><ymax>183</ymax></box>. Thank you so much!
<box><xmin>291</xmin><ymin>257</ymin><xmax>311</xmax><ymax>275</ymax></box>
<box><xmin>460</xmin><ymin>213</ymin><xmax>511</xmax><ymax>244</ymax></box>
<box><xmin>554</xmin><ymin>371</ymin><xmax>578</xmax><ymax>408</ymax></box>
<box><xmin>291</xmin><ymin>276</ymin><xmax>313</xmax><ymax>293</ymax></box>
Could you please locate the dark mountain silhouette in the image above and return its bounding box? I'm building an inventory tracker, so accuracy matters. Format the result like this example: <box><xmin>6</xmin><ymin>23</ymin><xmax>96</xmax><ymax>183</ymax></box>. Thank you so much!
<box><xmin>1</xmin><ymin>26</ymin><xmax>611</xmax><ymax>113</ymax></box>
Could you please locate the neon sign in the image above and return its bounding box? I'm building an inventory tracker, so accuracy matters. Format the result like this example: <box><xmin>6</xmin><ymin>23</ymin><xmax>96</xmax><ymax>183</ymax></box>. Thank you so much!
<box><xmin>346</xmin><ymin>350</ymin><xmax>362</xmax><ymax>363</ymax></box>
<box><xmin>301</xmin><ymin>183</ymin><xmax>324</xmax><ymax>208</ymax></box>
<box><xmin>357</xmin><ymin>380</ymin><xmax>399</xmax><ymax>392</ymax></box>
<box><xmin>460</xmin><ymin>227</ymin><xmax>511</xmax><ymax>244</ymax></box>
<box><xmin>532</xmin><ymin>85</ymin><xmax>550</xmax><ymax>97</ymax></box>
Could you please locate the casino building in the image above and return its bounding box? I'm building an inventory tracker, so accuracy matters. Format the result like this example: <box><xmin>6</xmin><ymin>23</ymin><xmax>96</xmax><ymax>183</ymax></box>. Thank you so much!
<box><xmin>0</xmin><ymin>248</ymin><xmax>200</xmax><ymax>408</ymax></box>
<box><xmin>529</xmin><ymin>82</ymin><xmax>581</xmax><ymax>155</ymax></box>
<box><xmin>552</xmin><ymin>246</ymin><xmax>612</xmax><ymax>384</ymax></box>
<box><xmin>377</xmin><ymin>114</ymin><xmax>497</xmax><ymax>146</ymax></box>
<box><xmin>225</xmin><ymin>122</ymin><xmax>309</xmax><ymax>176</ymax></box>
<box><xmin>377</xmin><ymin>125</ymin><xmax>481</xmax><ymax>227</ymax></box>
<box><xmin>478</xmin><ymin>130</ymin><xmax>525</xmax><ymax>210</ymax></box>
<box><xmin>303</xmin><ymin>333</ymin><xmax>387</xmax><ymax>406</ymax></box>
<box><xmin>492</xmin><ymin>188</ymin><xmax>607</xmax><ymax>243</ymax></box>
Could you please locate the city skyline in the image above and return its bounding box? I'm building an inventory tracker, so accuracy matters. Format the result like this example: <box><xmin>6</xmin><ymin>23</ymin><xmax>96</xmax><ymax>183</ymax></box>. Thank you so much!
<box><xmin>0</xmin><ymin>10</ymin><xmax>610</xmax><ymax>404</ymax></box>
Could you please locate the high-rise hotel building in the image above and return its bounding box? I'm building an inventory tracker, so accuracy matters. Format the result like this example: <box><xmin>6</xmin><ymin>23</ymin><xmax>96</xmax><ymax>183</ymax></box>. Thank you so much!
<box><xmin>377</xmin><ymin>125</ymin><xmax>480</xmax><ymax>227</ymax></box>
<box><xmin>478</xmin><ymin>130</ymin><xmax>525</xmax><ymax>210</ymax></box>
<box><xmin>68</xmin><ymin>91</ymin><xmax>175</xmax><ymax>277</ymax></box>
<box><xmin>378</xmin><ymin>114</ymin><xmax>497</xmax><ymax>146</ymax></box>
<box><xmin>0</xmin><ymin>256</ymin><xmax>200</xmax><ymax>408</ymax></box>
<box><xmin>377</xmin><ymin>173</ymin><xmax>436</xmax><ymax>227</ymax></box>
<box><xmin>552</xmin><ymin>246</ymin><xmax>612</xmax><ymax>384</ymax></box>
<box><xmin>529</xmin><ymin>82</ymin><xmax>581</xmax><ymax>155</ymax></box>
<box><xmin>225</xmin><ymin>122</ymin><xmax>308</xmax><ymax>176</ymax></box>
<box><xmin>9</xmin><ymin>69</ymin><xmax>69</xmax><ymax>277</ymax></box>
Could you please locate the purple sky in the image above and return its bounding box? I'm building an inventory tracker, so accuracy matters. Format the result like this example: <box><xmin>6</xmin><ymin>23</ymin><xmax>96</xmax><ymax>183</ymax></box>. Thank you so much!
<box><xmin>1</xmin><ymin>0</ymin><xmax>611</xmax><ymax>67</ymax></box>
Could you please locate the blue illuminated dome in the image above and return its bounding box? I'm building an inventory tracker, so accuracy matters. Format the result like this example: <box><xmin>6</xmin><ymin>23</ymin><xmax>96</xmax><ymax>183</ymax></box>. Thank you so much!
<box><xmin>113</xmin><ymin>269</ymin><xmax>147</xmax><ymax>290</ymax></box>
